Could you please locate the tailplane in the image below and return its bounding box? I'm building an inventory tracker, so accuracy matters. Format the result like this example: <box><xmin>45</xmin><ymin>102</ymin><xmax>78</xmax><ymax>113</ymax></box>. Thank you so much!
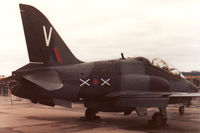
<box><xmin>19</xmin><ymin>4</ymin><xmax>82</xmax><ymax>65</ymax></box>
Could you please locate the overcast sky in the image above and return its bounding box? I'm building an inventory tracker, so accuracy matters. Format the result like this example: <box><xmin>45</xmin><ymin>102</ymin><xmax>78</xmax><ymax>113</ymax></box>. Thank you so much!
<box><xmin>0</xmin><ymin>0</ymin><xmax>200</xmax><ymax>75</ymax></box>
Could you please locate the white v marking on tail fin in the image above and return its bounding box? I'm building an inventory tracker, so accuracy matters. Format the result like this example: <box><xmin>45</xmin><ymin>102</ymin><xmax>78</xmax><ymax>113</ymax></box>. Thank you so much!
<box><xmin>43</xmin><ymin>26</ymin><xmax>53</xmax><ymax>47</ymax></box>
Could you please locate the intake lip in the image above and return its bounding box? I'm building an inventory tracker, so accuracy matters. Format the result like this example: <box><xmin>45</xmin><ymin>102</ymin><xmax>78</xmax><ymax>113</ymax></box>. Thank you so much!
<box><xmin>149</xmin><ymin>76</ymin><xmax>170</xmax><ymax>92</ymax></box>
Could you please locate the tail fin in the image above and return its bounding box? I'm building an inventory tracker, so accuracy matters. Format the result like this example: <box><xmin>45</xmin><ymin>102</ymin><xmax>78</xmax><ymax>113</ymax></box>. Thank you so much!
<box><xmin>19</xmin><ymin>4</ymin><xmax>82</xmax><ymax>65</ymax></box>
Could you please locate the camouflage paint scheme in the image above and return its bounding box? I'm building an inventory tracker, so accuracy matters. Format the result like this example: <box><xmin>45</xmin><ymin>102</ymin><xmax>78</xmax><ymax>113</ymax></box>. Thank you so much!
<box><xmin>9</xmin><ymin>4</ymin><xmax>200</xmax><ymax>127</ymax></box>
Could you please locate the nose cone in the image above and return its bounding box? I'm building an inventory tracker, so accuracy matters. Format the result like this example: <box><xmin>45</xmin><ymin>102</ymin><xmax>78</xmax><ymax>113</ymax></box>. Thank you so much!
<box><xmin>187</xmin><ymin>81</ymin><xmax>199</xmax><ymax>92</ymax></box>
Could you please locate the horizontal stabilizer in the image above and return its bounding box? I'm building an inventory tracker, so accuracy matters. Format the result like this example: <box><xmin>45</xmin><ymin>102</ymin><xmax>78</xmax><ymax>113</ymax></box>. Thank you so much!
<box><xmin>23</xmin><ymin>71</ymin><xmax>63</xmax><ymax>91</ymax></box>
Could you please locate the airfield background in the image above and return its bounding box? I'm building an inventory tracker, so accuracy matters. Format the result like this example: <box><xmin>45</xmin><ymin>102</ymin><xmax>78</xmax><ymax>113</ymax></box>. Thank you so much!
<box><xmin>182</xmin><ymin>71</ymin><xmax>200</xmax><ymax>87</ymax></box>
<box><xmin>0</xmin><ymin>75</ymin><xmax>9</xmax><ymax>96</ymax></box>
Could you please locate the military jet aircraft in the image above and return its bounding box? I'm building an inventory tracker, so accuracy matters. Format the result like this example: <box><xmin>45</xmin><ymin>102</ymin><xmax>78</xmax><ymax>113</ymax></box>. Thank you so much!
<box><xmin>7</xmin><ymin>4</ymin><xmax>200</xmax><ymax>128</ymax></box>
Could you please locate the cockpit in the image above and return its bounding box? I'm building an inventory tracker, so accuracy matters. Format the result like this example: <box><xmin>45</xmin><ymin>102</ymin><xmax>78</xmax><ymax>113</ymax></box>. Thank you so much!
<box><xmin>134</xmin><ymin>57</ymin><xmax>183</xmax><ymax>78</ymax></box>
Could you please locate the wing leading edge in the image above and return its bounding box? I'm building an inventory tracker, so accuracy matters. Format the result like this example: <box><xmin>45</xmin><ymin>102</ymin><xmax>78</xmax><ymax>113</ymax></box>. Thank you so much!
<box><xmin>106</xmin><ymin>91</ymin><xmax>200</xmax><ymax>98</ymax></box>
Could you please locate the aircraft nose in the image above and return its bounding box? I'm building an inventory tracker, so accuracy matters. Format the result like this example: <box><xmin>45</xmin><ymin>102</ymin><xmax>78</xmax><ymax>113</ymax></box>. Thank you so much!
<box><xmin>188</xmin><ymin>81</ymin><xmax>199</xmax><ymax>92</ymax></box>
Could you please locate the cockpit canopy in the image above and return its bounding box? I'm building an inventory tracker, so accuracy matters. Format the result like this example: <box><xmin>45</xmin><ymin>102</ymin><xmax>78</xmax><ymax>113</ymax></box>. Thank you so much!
<box><xmin>134</xmin><ymin>57</ymin><xmax>183</xmax><ymax>78</ymax></box>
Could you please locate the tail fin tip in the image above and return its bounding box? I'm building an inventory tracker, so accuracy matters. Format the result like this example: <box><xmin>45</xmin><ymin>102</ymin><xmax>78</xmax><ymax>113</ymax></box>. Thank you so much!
<box><xmin>19</xmin><ymin>3</ymin><xmax>82</xmax><ymax>65</ymax></box>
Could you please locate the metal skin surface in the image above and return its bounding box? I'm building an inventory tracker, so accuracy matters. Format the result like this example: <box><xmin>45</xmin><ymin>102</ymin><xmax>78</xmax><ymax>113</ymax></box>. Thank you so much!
<box><xmin>8</xmin><ymin>4</ymin><xmax>200</xmax><ymax>127</ymax></box>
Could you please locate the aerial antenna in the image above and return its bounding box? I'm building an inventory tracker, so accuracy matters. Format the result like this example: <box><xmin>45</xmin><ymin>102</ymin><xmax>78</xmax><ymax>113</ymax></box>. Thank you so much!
<box><xmin>121</xmin><ymin>53</ymin><xmax>125</xmax><ymax>59</ymax></box>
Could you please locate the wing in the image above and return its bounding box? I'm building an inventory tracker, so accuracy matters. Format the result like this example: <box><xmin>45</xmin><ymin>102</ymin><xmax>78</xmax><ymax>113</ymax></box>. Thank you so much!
<box><xmin>105</xmin><ymin>91</ymin><xmax>200</xmax><ymax>108</ymax></box>
<box><xmin>106</xmin><ymin>91</ymin><xmax>200</xmax><ymax>98</ymax></box>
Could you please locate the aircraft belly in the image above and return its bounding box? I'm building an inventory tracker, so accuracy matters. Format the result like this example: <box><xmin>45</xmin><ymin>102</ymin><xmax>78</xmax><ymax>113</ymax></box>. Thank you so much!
<box><xmin>84</xmin><ymin>96</ymin><xmax>169</xmax><ymax>112</ymax></box>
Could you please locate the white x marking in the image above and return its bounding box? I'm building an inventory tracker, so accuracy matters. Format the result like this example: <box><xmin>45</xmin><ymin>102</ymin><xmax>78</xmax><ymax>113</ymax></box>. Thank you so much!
<box><xmin>101</xmin><ymin>78</ymin><xmax>110</xmax><ymax>86</ymax></box>
<box><xmin>80</xmin><ymin>79</ymin><xmax>90</xmax><ymax>87</ymax></box>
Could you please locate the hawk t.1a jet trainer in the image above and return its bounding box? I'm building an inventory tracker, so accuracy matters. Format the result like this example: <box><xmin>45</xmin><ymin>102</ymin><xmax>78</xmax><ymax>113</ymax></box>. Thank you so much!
<box><xmin>7</xmin><ymin>4</ymin><xmax>200</xmax><ymax>128</ymax></box>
